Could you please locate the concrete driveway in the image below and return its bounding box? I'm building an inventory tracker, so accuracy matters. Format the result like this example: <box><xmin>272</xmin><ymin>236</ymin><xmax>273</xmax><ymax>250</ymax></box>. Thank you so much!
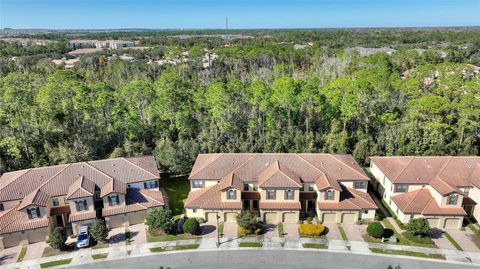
<box><xmin>23</xmin><ymin>241</ymin><xmax>47</xmax><ymax>261</ymax></box>
<box><xmin>200</xmin><ymin>222</ymin><xmax>217</xmax><ymax>238</ymax></box>
<box><xmin>128</xmin><ymin>223</ymin><xmax>147</xmax><ymax>244</ymax></box>
<box><xmin>282</xmin><ymin>223</ymin><xmax>299</xmax><ymax>238</ymax></box>
<box><xmin>325</xmin><ymin>224</ymin><xmax>342</xmax><ymax>240</ymax></box>
<box><xmin>223</xmin><ymin>222</ymin><xmax>238</xmax><ymax>238</ymax></box>
<box><xmin>446</xmin><ymin>229</ymin><xmax>479</xmax><ymax>252</ymax></box>
<box><xmin>430</xmin><ymin>229</ymin><xmax>456</xmax><ymax>250</ymax></box>
<box><xmin>264</xmin><ymin>224</ymin><xmax>278</xmax><ymax>237</ymax></box>
<box><xmin>0</xmin><ymin>245</ymin><xmax>20</xmax><ymax>265</ymax></box>
<box><xmin>342</xmin><ymin>224</ymin><xmax>365</xmax><ymax>241</ymax></box>
<box><xmin>108</xmin><ymin>226</ymin><xmax>126</xmax><ymax>246</ymax></box>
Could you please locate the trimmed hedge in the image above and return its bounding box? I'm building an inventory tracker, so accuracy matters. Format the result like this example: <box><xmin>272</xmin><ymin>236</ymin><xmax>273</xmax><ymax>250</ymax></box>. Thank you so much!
<box><xmin>367</xmin><ymin>222</ymin><xmax>384</xmax><ymax>238</ymax></box>
<box><xmin>298</xmin><ymin>224</ymin><xmax>325</xmax><ymax>236</ymax></box>
<box><xmin>182</xmin><ymin>218</ymin><xmax>200</xmax><ymax>234</ymax></box>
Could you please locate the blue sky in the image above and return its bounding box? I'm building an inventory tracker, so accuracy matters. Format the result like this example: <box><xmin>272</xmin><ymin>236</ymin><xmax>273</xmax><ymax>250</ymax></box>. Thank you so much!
<box><xmin>0</xmin><ymin>0</ymin><xmax>479</xmax><ymax>29</ymax></box>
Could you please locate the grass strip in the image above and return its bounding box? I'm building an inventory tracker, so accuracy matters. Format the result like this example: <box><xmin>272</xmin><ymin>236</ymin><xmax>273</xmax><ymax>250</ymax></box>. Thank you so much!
<box><xmin>16</xmin><ymin>246</ymin><xmax>27</xmax><ymax>262</ymax></box>
<box><xmin>40</xmin><ymin>258</ymin><xmax>72</xmax><ymax>268</ymax></box>
<box><xmin>303</xmin><ymin>243</ymin><xmax>328</xmax><ymax>249</ymax></box>
<box><xmin>444</xmin><ymin>232</ymin><xmax>463</xmax><ymax>251</ymax></box>
<box><xmin>338</xmin><ymin>225</ymin><xmax>348</xmax><ymax>241</ymax></box>
<box><xmin>147</xmin><ymin>232</ymin><xmax>200</xmax><ymax>242</ymax></box>
<box><xmin>92</xmin><ymin>253</ymin><xmax>108</xmax><ymax>260</ymax></box>
<box><xmin>239</xmin><ymin>242</ymin><xmax>262</xmax><ymax>247</ymax></box>
<box><xmin>369</xmin><ymin>248</ymin><xmax>445</xmax><ymax>260</ymax></box>
<box><xmin>278</xmin><ymin>223</ymin><xmax>284</xmax><ymax>237</ymax></box>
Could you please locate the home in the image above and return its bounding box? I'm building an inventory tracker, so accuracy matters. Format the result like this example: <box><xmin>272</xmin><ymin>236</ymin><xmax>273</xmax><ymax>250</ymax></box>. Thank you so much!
<box><xmin>369</xmin><ymin>156</ymin><xmax>480</xmax><ymax>229</ymax></box>
<box><xmin>185</xmin><ymin>153</ymin><xmax>377</xmax><ymax>224</ymax></box>
<box><xmin>0</xmin><ymin>156</ymin><xmax>164</xmax><ymax>250</ymax></box>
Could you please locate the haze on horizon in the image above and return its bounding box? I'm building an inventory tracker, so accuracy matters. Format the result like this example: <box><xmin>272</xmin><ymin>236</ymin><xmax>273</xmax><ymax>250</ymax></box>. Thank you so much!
<box><xmin>0</xmin><ymin>0</ymin><xmax>479</xmax><ymax>30</ymax></box>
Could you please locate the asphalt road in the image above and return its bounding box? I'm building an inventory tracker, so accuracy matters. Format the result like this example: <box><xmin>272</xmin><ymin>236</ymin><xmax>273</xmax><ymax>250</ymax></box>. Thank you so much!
<box><xmin>69</xmin><ymin>250</ymin><xmax>477</xmax><ymax>269</ymax></box>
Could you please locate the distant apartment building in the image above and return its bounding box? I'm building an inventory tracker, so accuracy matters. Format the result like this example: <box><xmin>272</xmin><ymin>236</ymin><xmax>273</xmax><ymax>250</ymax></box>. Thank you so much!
<box><xmin>0</xmin><ymin>156</ymin><xmax>164</xmax><ymax>250</ymax></box>
<box><xmin>68</xmin><ymin>40</ymin><xmax>98</xmax><ymax>49</ymax></box>
<box><xmin>68</xmin><ymin>39</ymin><xmax>135</xmax><ymax>50</ymax></box>
<box><xmin>185</xmin><ymin>153</ymin><xmax>377</xmax><ymax>224</ymax></box>
<box><xmin>370</xmin><ymin>156</ymin><xmax>480</xmax><ymax>229</ymax></box>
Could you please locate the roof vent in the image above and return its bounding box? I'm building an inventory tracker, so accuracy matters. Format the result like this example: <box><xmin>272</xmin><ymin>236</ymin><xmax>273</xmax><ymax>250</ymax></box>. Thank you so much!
<box><xmin>130</xmin><ymin>168</ymin><xmax>134</xmax><ymax>172</ymax></box>
<box><xmin>112</xmin><ymin>164</ymin><xmax>116</xmax><ymax>167</ymax></box>
<box><xmin>113</xmin><ymin>169</ymin><xmax>116</xmax><ymax>172</ymax></box>
<box><xmin>265</xmin><ymin>163</ymin><xmax>269</xmax><ymax>167</ymax></box>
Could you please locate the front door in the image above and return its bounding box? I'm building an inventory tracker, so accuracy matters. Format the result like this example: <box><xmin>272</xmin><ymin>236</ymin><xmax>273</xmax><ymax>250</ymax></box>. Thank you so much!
<box><xmin>56</xmin><ymin>215</ymin><xmax>64</xmax><ymax>227</ymax></box>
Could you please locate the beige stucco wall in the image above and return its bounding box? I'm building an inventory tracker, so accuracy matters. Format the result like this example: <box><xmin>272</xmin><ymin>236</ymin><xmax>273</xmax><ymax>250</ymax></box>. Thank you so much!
<box><xmin>102</xmin><ymin>194</ymin><xmax>126</xmax><ymax>209</ymax></box>
<box><xmin>470</xmin><ymin>187</ymin><xmax>480</xmax><ymax>221</ymax></box>
<box><xmin>317</xmin><ymin>189</ymin><xmax>340</xmax><ymax>203</ymax></box>
<box><xmin>69</xmin><ymin>197</ymin><xmax>95</xmax><ymax>214</ymax></box>
<box><xmin>220</xmin><ymin>189</ymin><xmax>241</xmax><ymax>202</ymax></box>
<box><xmin>185</xmin><ymin>208</ymin><xmax>241</xmax><ymax>222</ymax></box>
<box><xmin>20</xmin><ymin>206</ymin><xmax>49</xmax><ymax>222</ymax></box>
<box><xmin>370</xmin><ymin>161</ymin><xmax>394</xmax><ymax>201</ymax></box>
<box><xmin>259</xmin><ymin>188</ymin><xmax>299</xmax><ymax>202</ymax></box>
<box><xmin>338</xmin><ymin>181</ymin><xmax>368</xmax><ymax>193</ymax></box>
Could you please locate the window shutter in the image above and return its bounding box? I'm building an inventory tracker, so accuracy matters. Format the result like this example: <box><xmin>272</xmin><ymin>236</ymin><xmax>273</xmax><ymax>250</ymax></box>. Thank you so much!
<box><xmin>108</xmin><ymin>196</ymin><xmax>112</xmax><ymax>206</ymax></box>
<box><xmin>202</xmin><ymin>181</ymin><xmax>205</xmax><ymax>188</ymax></box>
<box><xmin>324</xmin><ymin>191</ymin><xmax>327</xmax><ymax>200</ymax></box>
<box><xmin>273</xmin><ymin>190</ymin><xmax>276</xmax><ymax>200</ymax></box>
<box><xmin>75</xmin><ymin>201</ymin><xmax>80</xmax><ymax>211</ymax></box>
<box><xmin>83</xmin><ymin>200</ymin><xmax>87</xmax><ymax>210</ymax></box>
<box><xmin>284</xmin><ymin>191</ymin><xmax>287</xmax><ymax>200</ymax></box>
<box><xmin>36</xmin><ymin>207</ymin><xmax>41</xmax><ymax>218</ymax></box>
<box><xmin>233</xmin><ymin>190</ymin><xmax>236</xmax><ymax>200</ymax></box>
<box><xmin>116</xmin><ymin>195</ymin><xmax>120</xmax><ymax>204</ymax></box>
<box><xmin>332</xmin><ymin>191</ymin><xmax>335</xmax><ymax>200</ymax></box>
<box><xmin>27</xmin><ymin>208</ymin><xmax>32</xmax><ymax>219</ymax></box>
<box><xmin>454</xmin><ymin>195</ymin><xmax>458</xmax><ymax>205</ymax></box>
<box><xmin>144</xmin><ymin>182</ymin><xmax>148</xmax><ymax>189</ymax></box>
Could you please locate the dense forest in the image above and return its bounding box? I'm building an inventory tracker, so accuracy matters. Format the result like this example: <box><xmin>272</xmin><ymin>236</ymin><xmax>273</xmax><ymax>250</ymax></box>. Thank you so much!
<box><xmin>0</xmin><ymin>29</ymin><xmax>479</xmax><ymax>175</ymax></box>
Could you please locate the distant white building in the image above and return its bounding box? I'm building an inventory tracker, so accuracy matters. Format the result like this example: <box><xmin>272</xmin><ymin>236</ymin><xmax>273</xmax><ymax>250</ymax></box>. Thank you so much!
<box><xmin>68</xmin><ymin>40</ymin><xmax>98</xmax><ymax>49</ymax></box>
<box><xmin>106</xmin><ymin>40</ymin><xmax>135</xmax><ymax>49</ymax></box>
<box><xmin>51</xmin><ymin>58</ymin><xmax>80</xmax><ymax>68</ymax></box>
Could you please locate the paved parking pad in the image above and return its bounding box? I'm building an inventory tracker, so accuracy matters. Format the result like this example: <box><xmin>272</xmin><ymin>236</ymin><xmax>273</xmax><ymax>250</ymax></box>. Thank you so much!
<box><xmin>342</xmin><ymin>224</ymin><xmax>365</xmax><ymax>242</ymax></box>
<box><xmin>0</xmin><ymin>245</ymin><xmax>20</xmax><ymax>265</ymax></box>
<box><xmin>325</xmin><ymin>224</ymin><xmax>342</xmax><ymax>240</ymax></box>
<box><xmin>446</xmin><ymin>229</ymin><xmax>479</xmax><ymax>252</ymax></box>
<box><xmin>223</xmin><ymin>222</ymin><xmax>238</xmax><ymax>239</ymax></box>
<box><xmin>128</xmin><ymin>223</ymin><xmax>147</xmax><ymax>244</ymax></box>
<box><xmin>23</xmin><ymin>241</ymin><xmax>47</xmax><ymax>261</ymax></box>
<box><xmin>283</xmin><ymin>223</ymin><xmax>299</xmax><ymax>239</ymax></box>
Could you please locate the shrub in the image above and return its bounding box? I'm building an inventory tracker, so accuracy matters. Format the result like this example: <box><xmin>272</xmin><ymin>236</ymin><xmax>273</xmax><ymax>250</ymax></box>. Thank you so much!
<box><xmin>49</xmin><ymin>227</ymin><xmax>66</xmax><ymax>250</ymax></box>
<box><xmin>238</xmin><ymin>226</ymin><xmax>249</xmax><ymax>237</ymax></box>
<box><xmin>403</xmin><ymin>231</ymin><xmax>434</xmax><ymax>244</ymax></box>
<box><xmin>146</xmin><ymin>208</ymin><xmax>175</xmax><ymax>234</ymax></box>
<box><xmin>406</xmin><ymin>218</ymin><xmax>430</xmax><ymax>236</ymax></box>
<box><xmin>298</xmin><ymin>224</ymin><xmax>325</xmax><ymax>236</ymax></box>
<box><xmin>90</xmin><ymin>219</ymin><xmax>108</xmax><ymax>242</ymax></box>
<box><xmin>182</xmin><ymin>218</ymin><xmax>200</xmax><ymax>234</ymax></box>
<box><xmin>306</xmin><ymin>217</ymin><xmax>313</xmax><ymax>224</ymax></box>
<box><xmin>236</xmin><ymin>211</ymin><xmax>259</xmax><ymax>234</ymax></box>
<box><xmin>367</xmin><ymin>222</ymin><xmax>384</xmax><ymax>238</ymax></box>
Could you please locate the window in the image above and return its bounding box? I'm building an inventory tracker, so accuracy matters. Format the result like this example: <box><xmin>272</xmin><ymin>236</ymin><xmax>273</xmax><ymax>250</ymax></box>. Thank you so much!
<box><xmin>52</xmin><ymin>197</ymin><xmax>59</xmax><ymax>206</ymax></box>
<box><xmin>243</xmin><ymin>200</ymin><xmax>250</xmax><ymax>210</ymax></box>
<box><xmin>285</xmin><ymin>189</ymin><xmax>294</xmax><ymax>200</ymax></box>
<box><xmin>266</xmin><ymin>189</ymin><xmax>276</xmax><ymax>200</ymax></box>
<box><xmin>193</xmin><ymin>180</ymin><xmax>203</xmax><ymax>188</ymax></box>
<box><xmin>308</xmin><ymin>184</ymin><xmax>314</xmax><ymax>192</ymax></box>
<box><xmin>410</xmin><ymin>214</ymin><xmax>415</xmax><ymax>219</ymax></box>
<box><xmin>243</xmin><ymin>183</ymin><xmax>249</xmax><ymax>191</ymax></box>
<box><xmin>145</xmin><ymin>180</ymin><xmax>158</xmax><ymax>189</ymax></box>
<box><xmin>324</xmin><ymin>189</ymin><xmax>334</xmax><ymax>200</ymax></box>
<box><xmin>227</xmin><ymin>189</ymin><xmax>236</xmax><ymax>200</ymax></box>
<box><xmin>354</xmin><ymin>181</ymin><xmax>366</xmax><ymax>189</ymax></box>
<box><xmin>395</xmin><ymin>184</ymin><xmax>408</xmax><ymax>193</ymax></box>
<box><xmin>252</xmin><ymin>200</ymin><xmax>259</xmax><ymax>210</ymax></box>
<box><xmin>253</xmin><ymin>184</ymin><xmax>258</xmax><ymax>191</ymax></box>
<box><xmin>27</xmin><ymin>207</ymin><xmax>40</xmax><ymax>219</ymax></box>
<box><xmin>109</xmin><ymin>195</ymin><xmax>120</xmax><ymax>206</ymax></box>
<box><xmin>448</xmin><ymin>194</ymin><xmax>457</xmax><ymax>205</ymax></box>
<box><xmin>64</xmin><ymin>197</ymin><xmax>69</xmax><ymax>204</ymax></box>
<box><xmin>364</xmin><ymin>210</ymin><xmax>368</xmax><ymax>214</ymax></box>
<box><xmin>192</xmin><ymin>208</ymin><xmax>197</xmax><ymax>213</ymax></box>
<box><xmin>0</xmin><ymin>203</ymin><xmax>4</xmax><ymax>211</ymax></box>
<box><xmin>463</xmin><ymin>188</ymin><xmax>470</xmax><ymax>196</ymax></box>
<box><xmin>75</xmin><ymin>200</ymin><xmax>88</xmax><ymax>211</ymax></box>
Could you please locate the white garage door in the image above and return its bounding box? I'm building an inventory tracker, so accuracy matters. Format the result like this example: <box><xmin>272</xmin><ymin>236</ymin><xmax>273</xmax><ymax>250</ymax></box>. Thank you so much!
<box><xmin>444</xmin><ymin>218</ymin><xmax>460</xmax><ymax>229</ymax></box>
<box><xmin>341</xmin><ymin>213</ymin><xmax>357</xmax><ymax>224</ymax></box>
<box><xmin>206</xmin><ymin>212</ymin><xmax>218</xmax><ymax>223</ymax></box>
<box><xmin>322</xmin><ymin>213</ymin><xmax>337</xmax><ymax>223</ymax></box>
<box><xmin>264</xmin><ymin>212</ymin><xmax>278</xmax><ymax>223</ymax></box>
<box><xmin>426</xmin><ymin>218</ymin><xmax>439</xmax><ymax>228</ymax></box>
<box><xmin>282</xmin><ymin>212</ymin><xmax>297</xmax><ymax>223</ymax></box>
<box><xmin>27</xmin><ymin>230</ymin><xmax>47</xmax><ymax>243</ymax></box>
<box><xmin>3</xmin><ymin>234</ymin><xmax>22</xmax><ymax>248</ymax></box>
<box><xmin>225</xmin><ymin>212</ymin><xmax>237</xmax><ymax>222</ymax></box>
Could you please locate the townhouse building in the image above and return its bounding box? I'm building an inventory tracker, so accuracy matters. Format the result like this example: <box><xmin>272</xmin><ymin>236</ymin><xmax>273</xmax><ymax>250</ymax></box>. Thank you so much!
<box><xmin>185</xmin><ymin>153</ymin><xmax>377</xmax><ymax>224</ymax></box>
<box><xmin>0</xmin><ymin>156</ymin><xmax>164</xmax><ymax>250</ymax></box>
<box><xmin>370</xmin><ymin>156</ymin><xmax>480</xmax><ymax>229</ymax></box>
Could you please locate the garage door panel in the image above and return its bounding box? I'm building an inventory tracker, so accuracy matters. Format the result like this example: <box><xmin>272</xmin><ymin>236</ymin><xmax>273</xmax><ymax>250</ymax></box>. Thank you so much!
<box><xmin>444</xmin><ymin>218</ymin><xmax>460</xmax><ymax>229</ymax></box>
<box><xmin>108</xmin><ymin>216</ymin><xmax>124</xmax><ymax>228</ymax></box>
<box><xmin>322</xmin><ymin>213</ymin><xmax>336</xmax><ymax>223</ymax></box>
<box><xmin>206</xmin><ymin>212</ymin><xmax>218</xmax><ymax>223</ymax></box>
<box><xmin>27</xmin><ymin>230</ymin><xmax>47</xmax><ymax>243</ymax></box>
<box><xmin>225</xmin><ymin>212</ymin><xmax>237</xmax><ymax>222</ymax></box>
<box><xmin>282</xmin><ymin>212</ymin><xmax>297</xmax><ymax>223</ymax></box>
<box><xmin>3</xmin><ymin>234</ymin><xmax>22</xmax><ymax>248</ymax></box>
<box><xmin>264</xmin><ymin>212</ymin><xmax>278</xmax><ymax>223</ymax></box>
<box><xmin>129</xmin><ymin>212</ymin><xmax>145</xmax><ymax>225</ymax></box>
<box><xmin>341</xmin><ymin>213</ymin><xmax>357</xmax><ymax>224</ymax></box>
<box><xmin>426</xmin><ymin>218</ymin><xmax>439</xmax><ymax>228</ymax></box>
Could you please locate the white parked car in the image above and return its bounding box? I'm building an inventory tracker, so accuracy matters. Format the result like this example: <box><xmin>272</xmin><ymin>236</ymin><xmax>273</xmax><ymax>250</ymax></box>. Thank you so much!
<box><xmin>76</xmin><ymin>226</ymin><xmax>91</xmax><ymax>248</ymax></box>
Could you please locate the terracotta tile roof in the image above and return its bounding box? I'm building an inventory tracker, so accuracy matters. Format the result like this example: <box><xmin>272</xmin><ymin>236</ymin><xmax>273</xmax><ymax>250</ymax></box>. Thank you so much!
<box><xmin>318</xmin><ymin>187</ymin><xmax>377</xmax><ymax>211</ymax></box>
<box><xmin>218</xmin><ymin>172</ymin><xmax>243</xmax><ymax>191</ymax></box>
<box><xmin>0</xmin><ymin>205</ymin><xmax>49</xmax><ymax>234</ymax></box>
<box><xmin>69</xmin><ymin>211</ymin><xmax>97</xmax><ymax>222</ymax></box>
<box><xmin>315</xmin><ymin>173</ymin><xmax>341</xmax><ymax>191</ymax></box>
<box><xmin>50</xmin><ymin>206</ymin><xmax>71</xmax><ymax>216</ymax></box>
<box><xmin>125</xmin><ymin>156</ymin><xmax>161</xmax><ymax>177</ymax></box>
<box><xmin>89</xmin><ymin>157</ymin><xmax>159</xmax><ymax>184</ymax></box>
<box><xmin>258</xmin><ymin>161</ymin><xmax>302</xmax><ymax>188</ymax></box>
<box><xmin>18</xmin><ymin>189</ymin><xmax>50</xmax><ymax>210</ymax></box>
<box><xmin>189</xmin><ymin>154</ymin><xmax>369</xmax><ymax>187</ymax></box>
<box><xmin>370</xmin><ymin>156</ymin><xmax>480</xmax><ymax>192</ymax></box>
<box><xmin>184</xmin><ymin>185</ymin><xmax>242</xmax><ymax>210</ymax></box>
<box><xmin>102</xmin><ymin>188</ymin><xmax>164</xmax><ymax>217</ymax></box>
<box><xmin>100</xmin><ymin>178</ymin><xmax>127</xmax><ymax>197</ymax></box>
<box><xmin>391</xmin><ymin>188</ymin><xmax>466</xmax><ymax>216</ymax></box>
<box><xmin>66</xmin><ymin>176</ymin><xmax>96</xmax><ymax>199</ymax></box>
<box><xmin>259</xmin><ymin>201</ymin><xmax>301</xmax><ymax>210</ymax></box>
<box><xmin>241</xmin><ymin>192</ymin><xmax>260</xmax><ymax>200</ymax></box>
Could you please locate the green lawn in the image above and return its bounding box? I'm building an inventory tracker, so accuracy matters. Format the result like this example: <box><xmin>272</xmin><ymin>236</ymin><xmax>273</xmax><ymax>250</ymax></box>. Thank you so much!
<box><xmin>303</xmin><ymin>243</ymin><xmax>328</xmax><ymax>249</ymax></box>
<box><xmin>382</xmin><ymin>219</ymin><xmax>436</xmax><ymax>248</ymax></box>
<box><xmin>444</xmin><ymin>232</ymin><xmax>463</xmax><ymax>251</ymax></box>
<box><xmin>278</xmin><ymin>223</ymin><xmax>284</xmax><ymax>237</ymax></box>
<box><xmin>147</xmin><ymin>231</ymin><xmax>200</xmax><ymax>242</ymax></box>
<box><xmin>338</xmin><ymin>225</ymin><xmax>348</xmax><ymax>241</ymax></box>
<box><xmin>369</xmin><ymin>248</ymin><xmax>445</xmax><ymax>260</ymax></box>
<box><xmin>91</xmin><ymin>241</ymin><xmax>109</xmax><ymax>249</ymax></box>
<box><xmin>218</xmin><ymin>222</ymin><xmax>224</xmax><ymax>236</ymax></box>
<box><xmin>16</xmin><ymin>246</ymin><xmax>27</xmax><ymax>262</ymax></box>
<box><xmin>149</xmin><ymin>247</ymin><xmax>165</xmax><ymax>253</ymax></box>
<box><xmin>92</xmin><ymin>253</ymin><xmax>108</xmax><ymax>260</ymax></box>
<box><xmin>40</xmin><ymin>258</ymin><xmax>72</xmax><ymax>268</ymax></box>
<box><xmin>149</xmin><ymin>244</ymin><xmax>200</xmax><ymax>253</ymax></box>
<box><xmin>239</xmin><ymin>242</ymin><xmax>263</xmax><ymax>247</ymax></box>
<box><xmin>161</xmin><ymin>175</ymin><xmax>190</xmax><ymax>217</ymax></box>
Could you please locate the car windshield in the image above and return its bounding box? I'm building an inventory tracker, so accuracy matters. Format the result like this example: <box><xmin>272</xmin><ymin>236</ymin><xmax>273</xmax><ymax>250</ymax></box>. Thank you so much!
<box><xmin>78</xmin><ymin>233</ymin><xmax>88</xmax><ymax>241</ymax></box>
